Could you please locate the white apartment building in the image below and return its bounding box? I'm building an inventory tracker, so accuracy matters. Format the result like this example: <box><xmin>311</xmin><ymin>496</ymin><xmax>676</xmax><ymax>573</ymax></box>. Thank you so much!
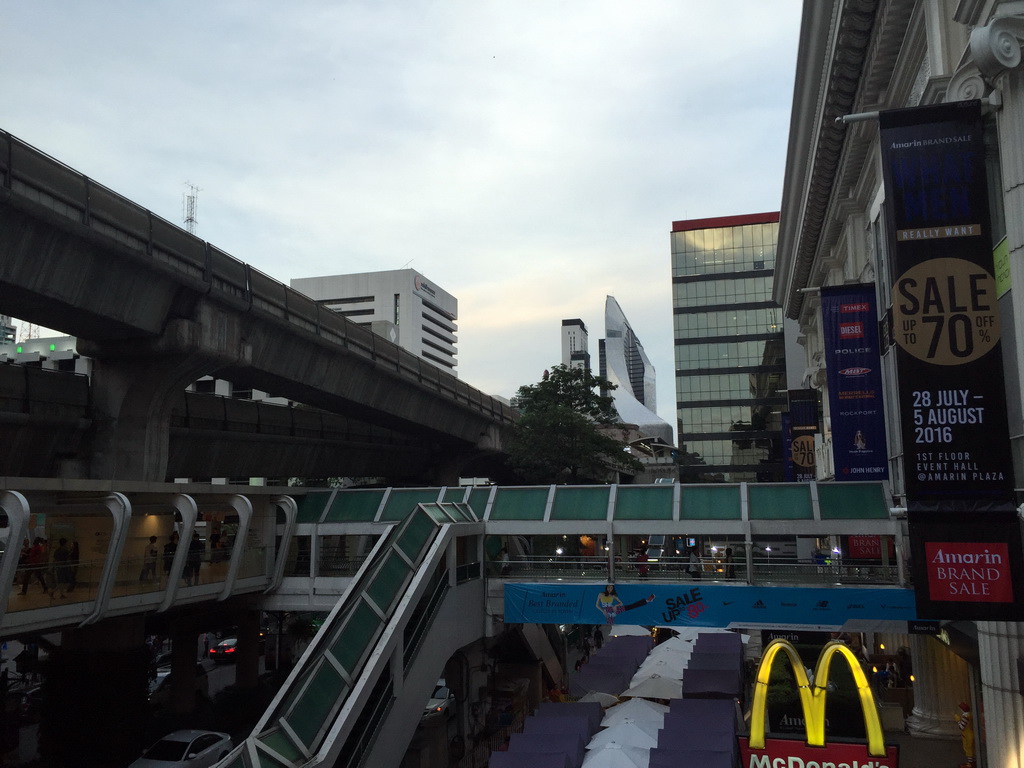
<box><xmin>560</xmin><ymin>318</ymin><xmax>590</xmax><ymax>371</ymax></box>
<box><xmin>291</xmin><ymin>269</ymin><xmax>458</xmax><ymax>374</ymax></box>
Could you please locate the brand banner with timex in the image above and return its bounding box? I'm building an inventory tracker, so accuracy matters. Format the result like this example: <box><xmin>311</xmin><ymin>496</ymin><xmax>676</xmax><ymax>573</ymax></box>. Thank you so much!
<box><xmin>821</xmin><ymin>285</ymin><xmax>889</xmax><ymax>481</ymax></box>
<box><xmin>879</xmin><ymin>99</ymin><xmax>1015</xmax><ymax>513</ymax></box>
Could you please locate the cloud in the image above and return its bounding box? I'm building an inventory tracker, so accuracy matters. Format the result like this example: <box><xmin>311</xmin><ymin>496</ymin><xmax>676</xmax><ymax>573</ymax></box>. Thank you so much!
<box><xmin>3</xmin><ymin>0</ymin><xmax>803</xmax><ymax>444</ymax></box>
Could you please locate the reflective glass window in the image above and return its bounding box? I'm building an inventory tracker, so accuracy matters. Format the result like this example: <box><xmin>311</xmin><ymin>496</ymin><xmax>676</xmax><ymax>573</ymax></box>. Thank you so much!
<box><xmin>675</xmin><ymin>339</ymin><xmax>776</xmax><ymax>370</ymax></box>
<box><xmin>672</xmin><ymin>276</ymin><xmax>773</xmax><ymax>307</ymax></box>
<box><xmin>671</xmin><ymin>222</ymin><xmax>778</xmax><ymax>277</ymax></box>
<box><xmin>674</xmin><ymin>307</ymin><xmax>780</xmax><ymax>338</ymax></box>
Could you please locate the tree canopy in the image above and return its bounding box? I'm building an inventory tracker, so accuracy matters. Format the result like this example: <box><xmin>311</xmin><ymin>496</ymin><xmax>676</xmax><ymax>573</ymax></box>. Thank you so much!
<box><xmin>506</xmin><ymin>364</ymin><xmax>644</xmax><ymax>484</ymax></box>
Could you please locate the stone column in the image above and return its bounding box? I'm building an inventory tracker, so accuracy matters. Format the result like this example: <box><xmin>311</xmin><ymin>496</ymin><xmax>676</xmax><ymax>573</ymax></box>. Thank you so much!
<box><xmin>905</xmin><ymin>634</ymin><xmax>970</xmax><ymax>738</ymax></box>
<box><xmin>976</xmin><ymin>621</ymin><xmax>1024</xmax><ymax>768</ymax></box>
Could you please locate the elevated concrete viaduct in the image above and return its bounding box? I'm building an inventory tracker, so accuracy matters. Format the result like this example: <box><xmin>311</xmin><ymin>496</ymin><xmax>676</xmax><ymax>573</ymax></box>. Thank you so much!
<box><xmin>0</xmin><ymin>130</ymin><xmax>514</xmax><ymax>482</ymax></box>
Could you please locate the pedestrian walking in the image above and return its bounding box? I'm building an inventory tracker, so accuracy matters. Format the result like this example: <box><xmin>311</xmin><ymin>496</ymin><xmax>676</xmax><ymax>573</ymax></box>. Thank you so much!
<box><xmin>139</xmin><ymin>535</ymin><xmax>159</xmax><ymax>582</ymax></box>
<box><xmin>163</xmin><ymin>532</ymin><xmax>178</xmax><ymax>581</ymax></box>
<box><xmin>687</xmin><ymin>546</ymin><xmax>702</xmax><ymax>579</ymax></box>
<box><xmin>593</xmin><ymin>625</ymin><xmax>603</xmax><ymax>650</ymax></box>
<box><xmin>53</xmin><ymin>538</ymin><xmax>72</xmax><ymax>598</ymax></box>
<box><xmin>20</xmin><ymin>538</ymin><xmax>48</xmax><ymax>595</ymax></box>
<box><xmin>636</xmin><ymin>547</ymin><xmax>649</xmax><ymax>578</ymax></box>
<box><xmin>185</xmin><ymin>532</ymin><xmax>203</xmax><ymax>586</ymax></box>
<box><xmin>15</xmin><ymin>539</ymin><xmax>29</xmax><ymax>589</ymax></box>
<box><xmin>67</xmin><ymin>540</ymin><xmax>79</xmax><ymax>592</ymax></box>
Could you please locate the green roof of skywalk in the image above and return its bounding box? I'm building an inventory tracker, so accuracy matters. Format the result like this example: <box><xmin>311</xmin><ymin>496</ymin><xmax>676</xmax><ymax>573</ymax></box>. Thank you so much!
<box><xmin>311</xmin><ymin>482</ymin><xmax>891</xmax><ymax>523</ymax></box>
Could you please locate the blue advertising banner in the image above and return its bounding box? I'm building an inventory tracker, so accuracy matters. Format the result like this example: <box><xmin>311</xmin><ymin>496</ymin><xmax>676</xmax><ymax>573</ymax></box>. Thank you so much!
<box><xmin>503</xmin><ymin>583</ymin><xmax>916</xmax><ymax>629</ymax></box>
<box><xmin>821</xmin><ymin>285</ymin><xmax>889</xmax><ymax>481</ymax></box>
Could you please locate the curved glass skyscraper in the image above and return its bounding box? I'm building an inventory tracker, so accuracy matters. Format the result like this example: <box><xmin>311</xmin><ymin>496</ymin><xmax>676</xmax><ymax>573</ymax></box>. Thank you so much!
<box><xmin>598</xmin><ymin>296</ymin><xmax>673</xmax><ymax>447</ymax></box>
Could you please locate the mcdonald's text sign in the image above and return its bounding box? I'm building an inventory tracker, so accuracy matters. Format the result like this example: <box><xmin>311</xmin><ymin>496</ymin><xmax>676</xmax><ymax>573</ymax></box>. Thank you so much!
<box><xmin>738</xmin><ymin>736</ymin><xmax>899</xmax><ymax>768</ymax></box>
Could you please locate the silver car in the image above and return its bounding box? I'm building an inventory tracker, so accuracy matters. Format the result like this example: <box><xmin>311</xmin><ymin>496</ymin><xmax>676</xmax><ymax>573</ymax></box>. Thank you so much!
<box><xmin>422</xmin><ymin>679</ymin><xmax>455</xmax><ymax>720</ymax></box>
<box><xmin>128</xmin><ymin>729</ymin><xmax>232</xmax><ymax>768</ymax></box>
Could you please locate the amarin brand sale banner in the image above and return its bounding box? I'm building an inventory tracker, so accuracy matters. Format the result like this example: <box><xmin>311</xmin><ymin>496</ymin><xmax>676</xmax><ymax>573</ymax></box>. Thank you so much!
<box><xmin>880</xmin><ymin>99</ymin><xmax>1014</xmax><ymax>512</ymax></box>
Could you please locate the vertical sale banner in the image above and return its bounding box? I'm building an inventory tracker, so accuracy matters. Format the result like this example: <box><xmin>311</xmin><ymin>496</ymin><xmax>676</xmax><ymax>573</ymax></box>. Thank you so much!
<box><xmin>880</xmin><ymin>100</ymin><xmax>1014</xmax><ymax>512</ymax></box>
<box><xmin>881</xmin><ymin>99</ymin><xmax>1023</xmax><ymax>620</ymax></box>
<box><xmin>821</xmin><ymin>285</ymin><xmax>889</xmax><ymax>481</ymax></box>
<box><xmin>787</xmin><ymin>389</ymin><xmax>818</xmax><ymax>482</ymax></box>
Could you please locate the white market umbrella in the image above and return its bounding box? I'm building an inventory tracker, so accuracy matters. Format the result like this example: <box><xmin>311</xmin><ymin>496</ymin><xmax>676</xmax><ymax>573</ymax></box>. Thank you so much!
<box><xmin>587</xmin><ymin>720</ymin><xmax>660</xmax><ymax>750</ymax></box>
<box><xmin>645</xmin><ymin>645</ymin><xmax>690</xmax><ymax>666</ymax></box>
<box><xmin>601</xmin><ymin>697</ymin><xmax>669</xmax><ymax>727</ymax></box>
<box><xmin>621</xmin><ymin>673</ymin><xmax>683</xmax><ymax>701</ymax></box>
<box><xmin>654</xmin><ymin>635</ymin><xmax>696</xmax><ymax>652</ymax></box>
<box><xmin>632</xmin><ymin>658</ymin><xmax>685</xmax><ymax>683</ymax></box>
<box><xmin>579</xmin><ymin>691</ymin><xmax>621</xmax><ymax>708</ymax></box>
<box><xmin>582</xmin><ymin>742</ymin><xmax>651</xmax><ymax>768</ymax></box>
<box><xmin>609</xmin><ymin>624</ymin><xmax>651</xmax><ymax>637</ymax></box>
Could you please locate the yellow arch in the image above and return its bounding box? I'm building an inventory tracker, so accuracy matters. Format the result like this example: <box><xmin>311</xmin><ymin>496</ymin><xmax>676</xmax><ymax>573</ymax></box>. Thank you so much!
<box><xmin>810</xmin><ymin>641</ymin><xmax>885</xmax><ymax>757</ymax></box>
<box><xmin>748</xmin><ymin>639</ymin><xmax>814</xmax><ymax>750</ymax></box>
<box><xmin>748</xmin><ymin>639</ymin><xmax>886</xmax><ymax>757</ymax></box>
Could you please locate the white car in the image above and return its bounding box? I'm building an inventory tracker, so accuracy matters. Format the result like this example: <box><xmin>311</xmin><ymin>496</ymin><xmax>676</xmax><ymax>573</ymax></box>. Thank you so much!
<box><xmin>128</xmin><ymin>729</ymin><xmax>232</xmax><ymax>768</ymax></box>
<box><xmin>147</xmin><ymin>664</ymin><xmax>210</xmax><ymax>709</ymax></box>
<box><xmin>422</xmin><ymin>679</ymin><xmax>455</xmax><ymax>720</ymax></box>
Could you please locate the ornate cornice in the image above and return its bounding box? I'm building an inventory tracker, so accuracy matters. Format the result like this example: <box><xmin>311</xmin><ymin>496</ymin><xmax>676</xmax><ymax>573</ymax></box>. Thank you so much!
<box><xmin>783</xmin><ymin>0</ymin><xmax>880</xmax><ymax>321</ymax></box>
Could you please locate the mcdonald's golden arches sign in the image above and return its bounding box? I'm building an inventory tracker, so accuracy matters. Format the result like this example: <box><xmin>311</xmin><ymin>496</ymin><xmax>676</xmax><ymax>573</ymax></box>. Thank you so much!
<box><xmin>738</xmin><ymin>639</ymin><xmax>899</xmax><ymax>768</ymax></box>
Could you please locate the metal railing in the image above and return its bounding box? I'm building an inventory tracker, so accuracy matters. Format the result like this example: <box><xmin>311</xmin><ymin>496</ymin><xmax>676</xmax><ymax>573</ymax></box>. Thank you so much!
<box><xmin>493</xmin><ymin>556</ymin><xmax>899</xmax><ymax>587</ymax></box>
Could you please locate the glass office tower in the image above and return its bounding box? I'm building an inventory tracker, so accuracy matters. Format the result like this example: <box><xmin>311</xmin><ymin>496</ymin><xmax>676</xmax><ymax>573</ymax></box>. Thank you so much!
<box><xmin>671</xmin><ymin>212</ymin><xmax>786</xmax><ymax>482</ymax></box>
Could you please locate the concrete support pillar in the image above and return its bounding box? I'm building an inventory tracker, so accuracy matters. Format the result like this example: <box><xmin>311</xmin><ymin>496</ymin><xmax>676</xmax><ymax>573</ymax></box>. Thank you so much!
<box><xmin>168</xmin><ymin>628</ymin><xmax>201</xmax><ymax>714</ymax></box>
<box><xmin>81</xmin><ymin>351</ymin><xmax>216</xmax><ymax>482</ymax></box>
<box><xmin>977</xmin><ymin>621</ymin><xmax>1024</xmax><ymax>768</ymax></box>
<box><xmin>905</xmin><ymin>634</ymin><xmax>970</xmax><ymax>738</ymax></box>
<box><xmin>235</xmin><ymin>609</ymin><xmax>263</xmax><ymax>689</ymax></box>
<box><xmin>44</xmin><ymin>615</ymin><xmax>148</xmax><ymax>768</ymax></box>
<box><xmin>77</xmin><ymin>301</ymin><xmax>250</xmax><ymax>482</ymax></box>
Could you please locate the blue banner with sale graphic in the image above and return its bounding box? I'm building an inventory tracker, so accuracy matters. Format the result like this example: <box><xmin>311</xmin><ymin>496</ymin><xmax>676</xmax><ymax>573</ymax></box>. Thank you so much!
<box><xmin>821</xmin><ymin>284</ymin><xmax>889</xmax><ymax>481</ymax></box>
<box><xmin>503</xmin><ymin>583</ymin><xmax>916</xmax><ymax>628</ymax></box>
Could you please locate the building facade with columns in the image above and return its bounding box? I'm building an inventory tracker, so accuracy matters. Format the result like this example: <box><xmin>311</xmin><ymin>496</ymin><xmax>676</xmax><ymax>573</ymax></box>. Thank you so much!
<box><xmin>778</xmin><ymin>1</ymin><xmax>1024</xmax><ymax>764</ymax></box>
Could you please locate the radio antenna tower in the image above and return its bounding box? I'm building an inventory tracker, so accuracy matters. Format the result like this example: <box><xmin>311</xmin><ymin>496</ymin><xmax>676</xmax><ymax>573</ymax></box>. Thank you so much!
<box><xmin>183</xmin><ymin>182</ymin><xmax>200</xmax><ymax>234</ymax></box>
<box><xmin>19</xmin><ymin>321</ymin><xmax>39</xmax><ymax>342</ymax></box>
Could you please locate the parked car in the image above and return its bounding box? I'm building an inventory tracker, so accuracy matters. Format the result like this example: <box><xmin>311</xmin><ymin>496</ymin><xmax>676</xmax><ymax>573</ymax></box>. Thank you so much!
<box><xmin>422</xmin><ymin>679</ymin><xmax>455</xmax><ymax>720</ymax></box>
<box><xmin>128</xmin><ymin>729</ymin><xmax>231</xmax><ymax>768</ymax></box>
<box><xmin>4</xmin><ymin>685</ymin><xmax>42</xmax><ymax>725</ymax></box>
<box><xmin>209</xmin><ymin>637</ymin><xmax>238</xmax><ymax>663</ymax></box>
<box><xmin>148</xmin><ymin>664</ymin><xmax>209</xmax><ymax>709</ymax></box>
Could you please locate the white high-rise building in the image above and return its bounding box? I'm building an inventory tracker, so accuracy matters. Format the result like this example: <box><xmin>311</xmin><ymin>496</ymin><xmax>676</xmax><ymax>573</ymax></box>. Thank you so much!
<box><xmin>291</xmin><ymin>269</ymin><xmax>458</xmax><ymax>374</ymax></box>
<box><xmin>0</xmin><ymin>314</ymin><xmax>15</xmax><ymax>345</ymax></box>
<box><xmin>560</xmin><ymin>318</ymin><xmax>590</xmax><ymax>371</ymax></box>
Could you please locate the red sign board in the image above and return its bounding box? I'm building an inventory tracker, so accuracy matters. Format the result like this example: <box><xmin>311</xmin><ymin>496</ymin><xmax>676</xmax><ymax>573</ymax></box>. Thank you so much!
<box><xmin>847</xmin><ymin>535</ymin><xmax>895</xmax><ymax>560</ymax></box>
<box><xmin>739</xmin><ymin>736</ymin><xmax>899</xmax><ymax>768</ymax></box>
<box><xmin>925</xmin><ymin>541</ymin><xmax>1013</xmax><ymax>602</ymax></box>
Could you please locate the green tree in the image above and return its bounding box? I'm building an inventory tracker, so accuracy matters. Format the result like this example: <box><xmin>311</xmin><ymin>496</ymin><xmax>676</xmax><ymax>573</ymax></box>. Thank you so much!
<box><xmin>507</xmin><ymin>365</ymin><xmax>643</xmax><ymax>483</ymax></box>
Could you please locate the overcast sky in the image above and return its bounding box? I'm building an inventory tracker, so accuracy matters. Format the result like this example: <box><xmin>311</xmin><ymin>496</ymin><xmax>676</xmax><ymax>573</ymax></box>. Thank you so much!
<box><xmin>4</xmin><ymin>1</ymin><xmax>801</xmax><ymax>438</ymax></box>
